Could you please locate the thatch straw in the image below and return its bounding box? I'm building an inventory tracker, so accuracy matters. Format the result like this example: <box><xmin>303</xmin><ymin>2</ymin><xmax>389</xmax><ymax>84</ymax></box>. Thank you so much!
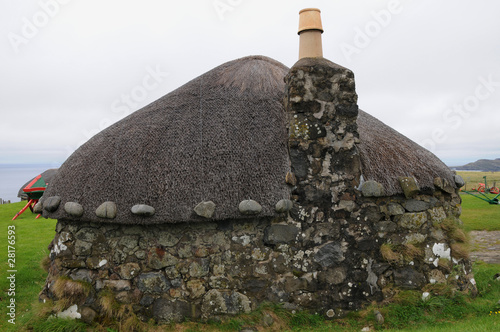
<box><xmin>18</xmin><ymin>168</ymin><xmax>58</xmax><ymax>199</ymax></box>
<box><xmin>357</xmin><ymin>111</ymin><xmax>455</xmax><ymax>195</ymax></box>
<box><xmin>42</xmin><ymin>56</ymin><xmax>291</xmax><ymax>224</ymax></box>
<box><xmin>42</xmin><ymin>56</ymin><xmax>455</xmax><ymax>225</ymax></box>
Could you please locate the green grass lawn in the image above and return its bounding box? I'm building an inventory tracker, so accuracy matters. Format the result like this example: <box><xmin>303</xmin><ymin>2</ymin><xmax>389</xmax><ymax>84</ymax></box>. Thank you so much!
<box><xmin>460</xmin><ymin>194</ymin><xmax>500</xmax><ymax>232</ymax></box>
<box><xmin>0</xmin><ymin>199</ymin><xmax>499</xmax><ymax>331</ymax></box>
<box><xmin>0</xmin><ymin>202</ymin><xmax>56</xmax><ymax>331</ymax></box>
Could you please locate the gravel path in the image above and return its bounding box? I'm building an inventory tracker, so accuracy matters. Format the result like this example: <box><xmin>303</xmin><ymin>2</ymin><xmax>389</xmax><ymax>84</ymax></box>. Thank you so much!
<box><xmin>469</xmin><ymin>231</ymin><xmax>500</xmax><ymax>265</ymax></box>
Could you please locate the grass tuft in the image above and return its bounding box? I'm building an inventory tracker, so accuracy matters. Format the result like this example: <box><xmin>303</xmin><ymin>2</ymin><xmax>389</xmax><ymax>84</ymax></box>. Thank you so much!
<box><xmin>99</xmin><ymin>289</ymin><xmax>120</xmax><ymax>319</ymax></box>
<box><xmin>380</xmin><ymin>243</ymin><xmax>400</xmax><ymax>263</ymax></box>
<box><xmin>52</xmin><ymin>276</ymin><xmax>92</xmax><ymax>306</ymax></box>
<box><xmin>451</xmin><ymin>228</ymin><xmax>468</xmax><ymax>243</ymax></box>
<box><xmin>402</xmin><ymin>243</ymin><xmax>424</xmax><ymax>262</ymax></box>
<box><xmin>438</xmin><ymin>258</ymin><xmax>453</xmax><ymax>272</ymax></box>
<box><xmin>29</xmin><ymin>317</ymin><xmax>88</xmax><ymax>332</ymax></box>
<box><xmin>40</xmin><ymin>255</ymin><xmax>51</xmax><ymax>272</ymax></box>
<box><xmin>440</xmin><ymin>217</ymin><xmax>459</xmax><ymax>233</ymax></box>
<box><xmin>451</xmin><ymin>243</ymin><xmax>470</xmax><ymax>260</ymax></box>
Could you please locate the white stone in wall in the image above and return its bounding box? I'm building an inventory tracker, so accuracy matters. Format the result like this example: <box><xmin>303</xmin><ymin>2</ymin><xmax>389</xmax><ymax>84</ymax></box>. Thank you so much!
<box><xmin>432</xmin><ymin>243</ymin><xmax>451</xmax><ymax>260</ymax></box>
<box><xmin>57</xmin><ymin>304</ymin><xmax>81</xmax><ymax>320</ymax></box>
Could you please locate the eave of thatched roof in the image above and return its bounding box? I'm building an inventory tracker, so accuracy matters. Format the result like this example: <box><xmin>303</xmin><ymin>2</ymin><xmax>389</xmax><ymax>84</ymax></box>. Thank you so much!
<box><xmin>41</xmin><ymin>56</ymin><xmax>292</xmax><ymax>224</ymax></box>
<box><xmin>18</xmin><ymin>168</ymin><xmax>58</xmax><ymax>199</ymax></box>
<box><xmin>41</xmin><ymin>55</ymin><xmax>456</xmax><ymax>224</ymax></box>
<box><xmin>357</xmin><ymin>110</ymin><xmax>456</xmax><ymax>195</ymax></box>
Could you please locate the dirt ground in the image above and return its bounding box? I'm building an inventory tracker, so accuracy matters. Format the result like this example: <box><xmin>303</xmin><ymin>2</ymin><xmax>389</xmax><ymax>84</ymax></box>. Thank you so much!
<box><xmin>469</xmin><ymin>231</ymin><xmax>500</xmax><ymax>265</ymax></box>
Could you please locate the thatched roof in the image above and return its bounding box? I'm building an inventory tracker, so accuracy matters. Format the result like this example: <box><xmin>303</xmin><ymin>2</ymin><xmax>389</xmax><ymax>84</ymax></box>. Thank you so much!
<box><xmin>42</xmin><ymin>55</ymin><xmax>455</xmax><ymax>224</ymax></box>
<box><xmin>18</xmin><ymin>168</ymin><xmax>58</xmax><ymax>200</ymax></box>
<box><xmin>357</xmin><ymin>111</ymin><xmax>455</xmax><ymax>195</ymax></box>
<box><xmin>42</xmin><ymin>56</ymin><xmax>291</xmax><ymax>224</ymax></box>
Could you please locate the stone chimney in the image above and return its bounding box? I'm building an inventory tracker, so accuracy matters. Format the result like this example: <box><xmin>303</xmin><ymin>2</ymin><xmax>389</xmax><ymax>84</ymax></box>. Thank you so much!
<box><xmin>286</xmin><ymin>8</ymin><xmax>361</xmax><ymax>224</ymax></box>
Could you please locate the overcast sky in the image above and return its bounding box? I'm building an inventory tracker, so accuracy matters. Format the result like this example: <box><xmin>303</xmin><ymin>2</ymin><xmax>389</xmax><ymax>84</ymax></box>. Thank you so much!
<box><xmin>1</xmin><ymin>0</ymin><xmax>499</xmax><ymax>167</ymax></box>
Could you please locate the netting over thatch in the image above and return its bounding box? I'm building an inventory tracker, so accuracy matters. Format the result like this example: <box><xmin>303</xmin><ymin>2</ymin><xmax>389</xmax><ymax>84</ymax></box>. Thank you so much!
<box><xmin>42</xmin><ymin>55</ymin><xmax>455</xmax><ymax>224</ymax></box>
<box><xmin>357</xmin><ymin>110</ymin><xmax>455</xmax><ymax>195</ymax></box>
<box><xmin>42</xmin><ymin>56</ymin><xmax>291</xmax><ymax>224</ymax></box>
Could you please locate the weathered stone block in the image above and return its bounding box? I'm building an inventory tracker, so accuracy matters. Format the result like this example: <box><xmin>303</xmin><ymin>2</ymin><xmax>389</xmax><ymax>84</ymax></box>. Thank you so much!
<box><xmin>404</xmin><ymin>233</ymin><xmax>427</xmax><ymax>244</ymax></box>
<box><xmin>264</xmin><ymin>224</ymin><xmax>299</xmax><ymax>245</ymax></box>
<box><xmin>227</xmin><ymin>292</ymin><xmax>252</xmax><ymax>315</ymax></box>
<box><xmin>103</xmin><ymin>280</ymin><xmax>131</xmax><ymax>291</ymax></box>
<box><xmin>387</xmin><ymin>203</ymin><xmax>405</xmax><ymax>216</ymax></box>
<box><xmin>434</xmin><ymin>177</ymin><xmax>455</xmax><ymax>194</ymax></box>
<box><xmin>61</xmin><ymin>259</ymin><xmax>86</xmax><ymax>268</ymax></box>
<box><xmin>398</xmin><ymin>177</ymin><xmax>420</xmax><ymax>198</ymax></box>
<box><xmin>403</xmin><ymin>200</ymin><xmax>430</xmax><ymax>212</ymax></box>
<box><xmin>137</xmin><ymin>272</ymin><xmax>170</xmax><ymax>293</ymax></box>
<box><xmin>153</xmin><ymin>299</ymin><xmax>196</xmax><ymax>323</ymax></box>
<box><xmin>429</xmin><ymin>207</ymin><xmax>446</xmax><ymax>223</ymax></box>
<box><xmin>361</xmin><ymin>181</ymin><xmax>385</xmax><ymax>197</ymax></box>
<box><xmin>374</xmin><ymin>221</ymin><xmax>397</xmax><ymax>233</ymax></box>
<box><xmin>362</xmin><ymin>205</ymin><xmax>383</xmax><ymax>222</ymax></box>
<box><xmin>318</xmin><ymin>267</ymin><xmax>346</xmax><ymax>285</ymax></box>
<box><xmin>74</xmin><ymin>240</ymin><xmax>92</xmax><ymax>256</ymax></box>
<box><xmin>117</xmin><ymin>263</ymin><xmax>141</xmax><ymax>280</ymax></box>
<box><xmin>189</xmin><ymin>260</ymin><xmax>210</xmax><ymax>278</ymax></box>
<box><xmin>399</xmin><ymin>212</ymin><xmax>427</xmax><ymax>229</ymax></box>
<box><xmin>187</xmin><ymin>279</ymin><xmax>206</xmax><ymax>299</ymax></box>
<box><xmin>201</xmin><ymin>289</ymin><xmax>227</xmax><ymax>318</ymax></box>
<box><xmin>157</xmin><ymin>232</ymin><xmax>180</xmax><ymax>247</ymax></box>
<box><xmin>119</xmin><ymin>235</ymin><xmax>139</xmax><ymax>249</ymax></box>
<box><xmin>314</xmin><ymin>242</ymin><xmax>344</xmax><ymax>267</ymax></box>
<box><xmin>147</xmin><ymin>248</ymin><xmax>178</xmax><ymax>269</ymax></box>
<box><xmin>289</xmin><ymin>148</ymin><xmax>309</xmax><ymax>179</ymax></box>
<box><xmin>394</xmin><ymin>267</ymin><xmax>426</xmax><ymax>289</ymax></box>
<box><xmin>336</xmin><ymin>200</ymin><xmax>356</xmax><ymax>212</ymax></box>
<box><xmin>75</xmin><ymin>228</ymin><xmax>98</xmax><ymax>242</ymax></box>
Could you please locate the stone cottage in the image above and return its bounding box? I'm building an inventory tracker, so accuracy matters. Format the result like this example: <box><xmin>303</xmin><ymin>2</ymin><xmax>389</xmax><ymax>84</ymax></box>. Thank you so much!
<box><xmin>39</xmin><ymin>8</ymin><xmax>475</xmax><ymax>323</ymax></box>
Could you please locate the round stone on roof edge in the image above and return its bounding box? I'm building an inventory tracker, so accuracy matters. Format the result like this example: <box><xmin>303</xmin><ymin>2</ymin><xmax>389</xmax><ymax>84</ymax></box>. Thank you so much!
<box><xmin>64</xmin><ymin>202</ymin><xmax>84</xmax><ymax>217</ymax></box>
<box><xmin>239</xmin><ymin>200</ymin><xmax>262</xmax><ymax>215</ymax></box>
<box><xmin>361</xmin><ymin>180</ymin><xmax>385</xmax><ymax>197</ymax></box>
<box><xmin>96</xmin><ymin>201</ymin><xmax>117</xmax><ymax>219</ymax></box>
<box><xmin>194</xmin><ymin>201</ymin><xmax>216</xmax><ymax>219</ymax></box>
<box><xmin>454</xmin><ymin>174</ymin><xmax>465</xmax><ymax>188</ymax></box>
<box><xmin>33</xmin><ymin>202</ymin><xmax>43</xmax><ymax>214</ymax></box>
<box><xmin>275</xmin><ymin>199</ymin><xmax>293</xmax><ymax>213</ymax></box>
<box><xmin>131</xmin><ymin>204</ymin><xmax>155</xmax><ymax>217</ymax></box>
<box><xmin>44</xmin><ymin>196</ymin><xmax>61</xmax><ymax>212</ymax></box>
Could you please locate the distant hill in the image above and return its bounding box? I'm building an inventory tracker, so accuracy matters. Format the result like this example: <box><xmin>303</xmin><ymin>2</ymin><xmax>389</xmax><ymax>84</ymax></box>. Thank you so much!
<box><xmin>455</xmin><ymin>158</ymin><xmax>500</xmax><ymax>172</ymax></box>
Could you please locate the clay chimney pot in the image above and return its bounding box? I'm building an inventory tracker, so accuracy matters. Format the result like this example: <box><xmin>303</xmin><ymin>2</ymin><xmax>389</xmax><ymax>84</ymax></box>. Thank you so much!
<box><xmin>298</xmin><ymin>8</ymin><xmax>324</xmax><ymax>34</ymax></box>
<box><xmin>298</xmin><ymin>8</ymin><xmax>324</xmax><ymax>59</ymax></box>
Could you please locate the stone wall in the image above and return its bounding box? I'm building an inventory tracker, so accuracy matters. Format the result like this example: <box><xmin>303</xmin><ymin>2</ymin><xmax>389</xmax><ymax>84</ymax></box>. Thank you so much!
<box><xmin>41</xmin><ymin>180</ymin><xmax>475</xmax><ymax>323</ymax></box>
<box><xmin>40</xmin><ymin>57</ymin><xmax>475</xmax><ymax>323</ymax></box>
